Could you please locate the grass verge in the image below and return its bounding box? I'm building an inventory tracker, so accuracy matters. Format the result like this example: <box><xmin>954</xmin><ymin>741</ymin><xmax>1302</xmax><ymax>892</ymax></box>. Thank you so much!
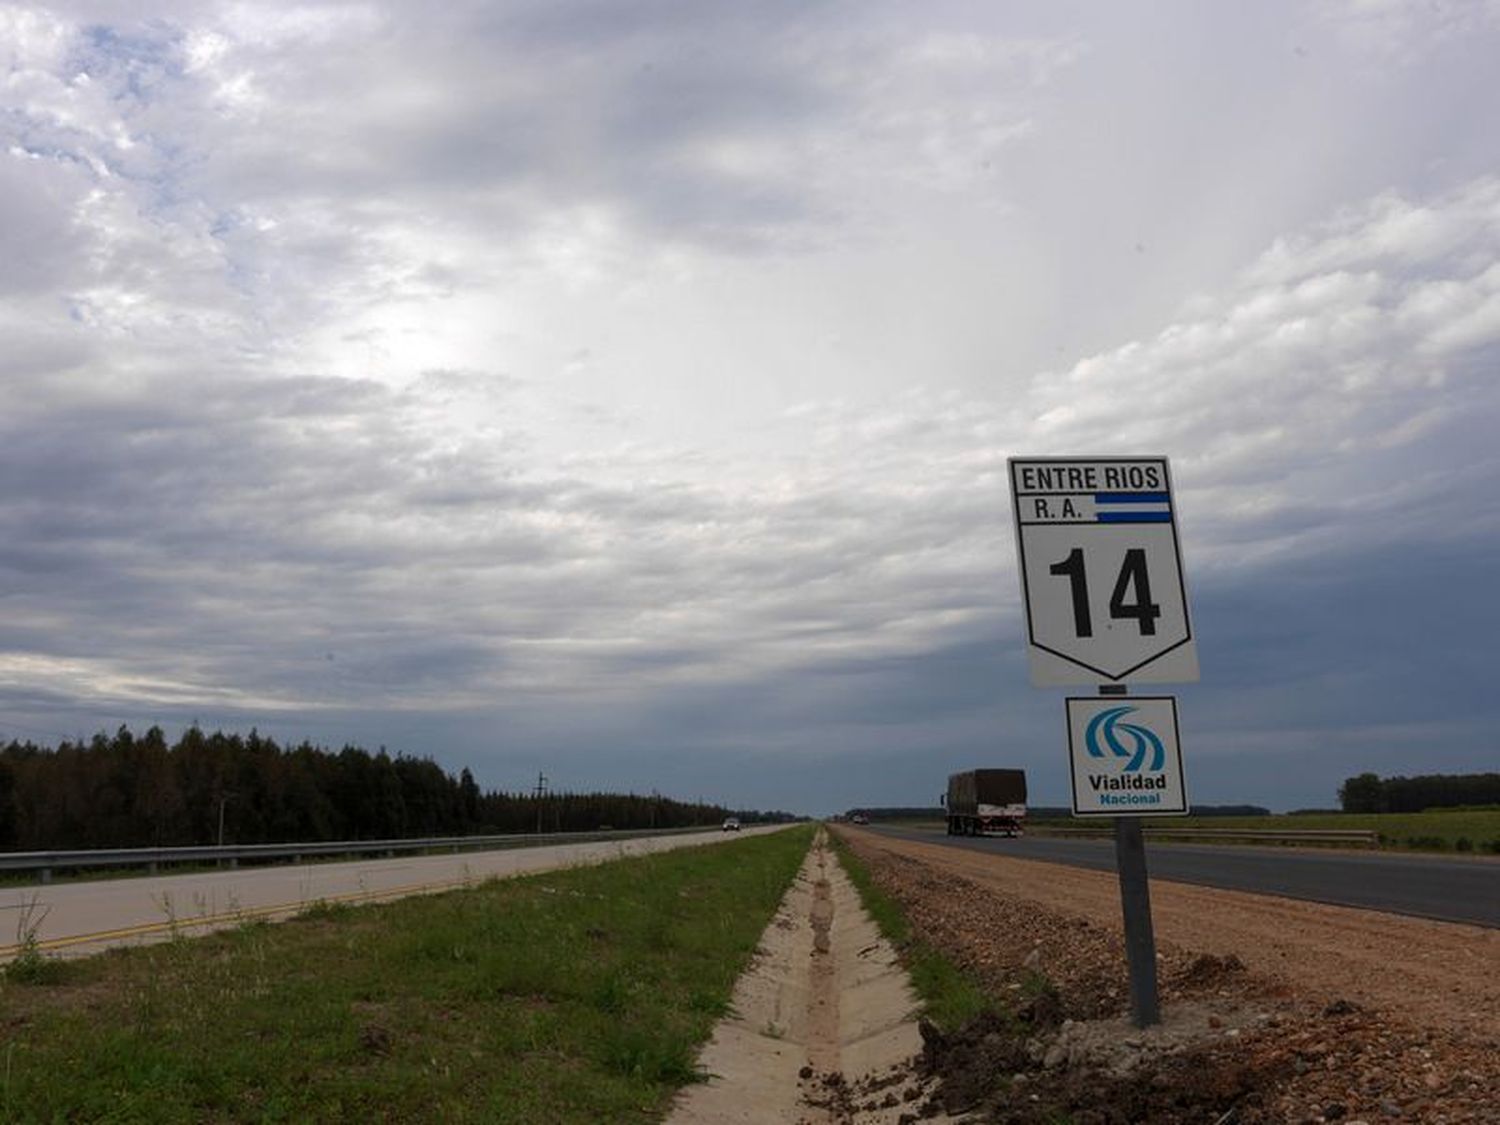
<box><xmin>0</xmin><ymin>824</ymin><xmax>814</xmax><ymax>1124</ymax></box>
<box><xmin>825</xmin><ymin>827</ymin><xmax>991</xmax><ymax>1033</ymax></box>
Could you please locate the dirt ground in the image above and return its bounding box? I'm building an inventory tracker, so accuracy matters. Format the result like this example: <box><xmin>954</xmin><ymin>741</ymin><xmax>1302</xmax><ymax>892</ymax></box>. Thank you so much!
<box><xmin>837</xmin><ymin>828</ymin><xmax>1499</xmax><ymax>1125</ymax></box>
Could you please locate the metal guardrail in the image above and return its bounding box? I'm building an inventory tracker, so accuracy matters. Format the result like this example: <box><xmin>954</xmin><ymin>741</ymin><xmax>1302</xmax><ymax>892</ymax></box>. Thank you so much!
<box><xmin>0</xmin><ymin>825</ymin><xmax>721</xmax><ymax>883</ymax></box>
<box><xmin>1029</xmin><ymin>826</ymin><xmax>1379</xmax><ymax>846</ymax></box>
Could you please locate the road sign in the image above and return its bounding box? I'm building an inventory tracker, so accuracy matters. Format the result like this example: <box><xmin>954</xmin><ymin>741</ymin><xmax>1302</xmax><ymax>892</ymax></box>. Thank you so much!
<box><xmin>1009</xmin><ymin>456</ymin><xmax>1198</xmax><ymax>686</ymax></box>
<box><xmin>1065</xmin><ymin>696</ymin><xmax>1188</xmax><ymax>817</ymax></box>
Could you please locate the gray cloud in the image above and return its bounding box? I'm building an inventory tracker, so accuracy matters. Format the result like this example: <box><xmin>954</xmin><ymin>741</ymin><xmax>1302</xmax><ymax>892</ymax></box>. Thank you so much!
<box><xmin>3</xmin><ymin>3</ymin><xmax>1499</xmax><ymax>813</ymax></box>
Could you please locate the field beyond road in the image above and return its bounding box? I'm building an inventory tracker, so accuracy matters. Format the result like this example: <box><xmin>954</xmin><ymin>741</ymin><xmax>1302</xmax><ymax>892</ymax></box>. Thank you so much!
<box><xmin>0</xmin><ymin>824</ymin><xmax>814</xmax><ymax>1124</ymax></box>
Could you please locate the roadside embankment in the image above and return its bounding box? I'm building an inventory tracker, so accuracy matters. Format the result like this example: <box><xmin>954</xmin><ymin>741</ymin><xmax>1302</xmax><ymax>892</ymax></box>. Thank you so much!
<box><xmin>837</xmin><ymin>826</ymin><xmax>1498</xmax><ymax>1123</ymax></box>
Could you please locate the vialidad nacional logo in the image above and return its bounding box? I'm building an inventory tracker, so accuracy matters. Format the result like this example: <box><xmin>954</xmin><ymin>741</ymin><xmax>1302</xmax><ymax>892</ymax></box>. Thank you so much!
<box><xmin>1085</xmin><ymin>706</ymin><xmax>1165</xmax><ymax>773</ymax></box>
<box><xmin>1065</xmin><ymin>696</ymin><xmax>1187</xmax><ymax>816</ymax></box>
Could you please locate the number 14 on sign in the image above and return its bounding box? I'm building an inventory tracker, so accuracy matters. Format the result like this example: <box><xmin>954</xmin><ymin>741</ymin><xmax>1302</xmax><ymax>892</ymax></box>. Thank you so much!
<box><xmin>1048</xmin><ymin>548</ymin><xmax>1161</xmax><ymax>638</ymax></box>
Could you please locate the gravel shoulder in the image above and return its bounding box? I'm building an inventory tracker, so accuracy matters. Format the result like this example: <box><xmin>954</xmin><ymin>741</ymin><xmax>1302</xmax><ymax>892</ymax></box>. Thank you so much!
<box><xmin>838</xmin><ymin>826</ymin><xmax>1499</xmax><ymax>1124</ymax></box>
<box><xmin>853</xmin><ymin>829</ymin><xmax>1500</xmax><ymax>1040</ymax></box>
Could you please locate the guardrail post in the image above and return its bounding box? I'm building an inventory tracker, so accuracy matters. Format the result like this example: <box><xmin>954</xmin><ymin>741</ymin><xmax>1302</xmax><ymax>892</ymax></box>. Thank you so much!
<box><xmin>40</xmin><ymin>867</ymin><xmax>52</xmax><ymax>885</ymax></box>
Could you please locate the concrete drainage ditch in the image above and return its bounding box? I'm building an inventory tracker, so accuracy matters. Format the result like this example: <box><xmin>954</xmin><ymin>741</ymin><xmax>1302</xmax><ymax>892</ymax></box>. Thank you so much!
<box><xmin>666</xmin><ymin>830</ymin><xmax>956</xmax><ymax>1125</ymax></box>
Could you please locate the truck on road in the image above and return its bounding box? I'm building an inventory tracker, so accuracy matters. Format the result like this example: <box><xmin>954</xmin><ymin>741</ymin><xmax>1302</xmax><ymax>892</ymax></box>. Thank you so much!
<box><xmin>945</xmin><ymin>769</ymin><xmax>1027</xmax><ymax>837</ymax></box>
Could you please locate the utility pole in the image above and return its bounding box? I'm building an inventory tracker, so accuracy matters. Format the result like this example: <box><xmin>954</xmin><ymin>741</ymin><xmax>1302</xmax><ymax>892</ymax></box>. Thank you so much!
<box><xmin>216</xmin><ymin>791</ymin><xmax>237</xmax><ymax>867</ymax></box>
<box><xmin>533</xmin><ymin>772</ymin><xmax>548</xmax><ymax>834</ymax></box>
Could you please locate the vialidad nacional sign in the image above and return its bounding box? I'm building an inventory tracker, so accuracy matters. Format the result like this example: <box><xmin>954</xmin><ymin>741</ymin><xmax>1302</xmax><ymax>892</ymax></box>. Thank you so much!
<box><xmin>1065</xmin><ymin>696</ymin><xmax>1187</xmax><ymax>817</ymax></box>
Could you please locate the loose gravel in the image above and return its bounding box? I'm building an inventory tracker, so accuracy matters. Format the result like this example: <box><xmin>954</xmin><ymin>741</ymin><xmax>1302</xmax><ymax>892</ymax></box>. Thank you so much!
<box><xmin>837</xmin><ymin>828</ymin><xmax>1499</xmax><ymax>1124</ymax></box>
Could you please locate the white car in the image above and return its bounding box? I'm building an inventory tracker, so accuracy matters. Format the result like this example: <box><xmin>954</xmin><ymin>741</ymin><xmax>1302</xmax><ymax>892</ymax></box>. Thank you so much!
<box><xmin>722</xmin><ymin>817</ymin><xmax>741</xmax><ymax>831</ymax></box>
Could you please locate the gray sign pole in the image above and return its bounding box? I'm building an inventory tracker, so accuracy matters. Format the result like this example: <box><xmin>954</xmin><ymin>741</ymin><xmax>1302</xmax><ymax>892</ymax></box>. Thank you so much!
<box><xmin>1100</xmin><ymin>683</ymin><xmax>1161</xmax><ymax>1028</ymax></box>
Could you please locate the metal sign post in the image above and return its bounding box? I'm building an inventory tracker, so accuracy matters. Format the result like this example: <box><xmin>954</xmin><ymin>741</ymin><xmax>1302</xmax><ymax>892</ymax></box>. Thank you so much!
<box><xmin>1097</xmin><ymin>682</ymin><xmax>1160</xmax><ymax>1028</ymax></box>
<box><xmin>1009</xmin><ymin>456</ymin><xmax>1198</xmax><ymax>1031</ymax></box>
<box><xmin>1113</xmin><ymin>812</ymin><xmax>1160</xmax><ymax>1027</ymax></box>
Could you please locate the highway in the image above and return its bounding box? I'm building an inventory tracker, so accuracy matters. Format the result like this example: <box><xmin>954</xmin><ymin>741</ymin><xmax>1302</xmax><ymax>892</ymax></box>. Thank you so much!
<box><xmin>865</xmin><ymin>825</ymin><xmax>1500</xmax><ymax>929</ymax></box>
<box><xmin>0</xmin><ymin>825</ymin><xmax>784</xmax><ymax>961</ymax></box>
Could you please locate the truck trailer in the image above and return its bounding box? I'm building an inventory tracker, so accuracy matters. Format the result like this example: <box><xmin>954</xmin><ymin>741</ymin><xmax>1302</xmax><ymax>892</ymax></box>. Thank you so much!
<box><xmin>945</xmin><ymin>769</ymin><xmax>1027</xmax><ymax>837</ymax></box>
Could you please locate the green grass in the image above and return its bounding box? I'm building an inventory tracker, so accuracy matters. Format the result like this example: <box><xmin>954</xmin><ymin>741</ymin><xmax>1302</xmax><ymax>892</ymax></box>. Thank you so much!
<box><xmin>0</xmin><ymin>824</ymin><xmax>815</xmax><ymax>1124</ymax></box>
<box><xmin>825</xmin><ymin>829</ymin><xmax>991</xmax><ymax>1033</ymax></box>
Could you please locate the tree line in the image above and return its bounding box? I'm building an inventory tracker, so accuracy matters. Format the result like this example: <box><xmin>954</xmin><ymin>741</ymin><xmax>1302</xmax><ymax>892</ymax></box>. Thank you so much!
<box><xmin>1338</xmin><ymin>771</ymin><xmax>1500</xmax><ymax>814</ymax></box>
<box><xmin>0</xmin><ymin>726</ymin><xmax>791</xmax><ymax>852</ymax></box>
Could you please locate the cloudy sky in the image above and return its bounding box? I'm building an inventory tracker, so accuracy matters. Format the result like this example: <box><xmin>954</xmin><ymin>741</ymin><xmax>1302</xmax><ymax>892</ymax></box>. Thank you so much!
<box><xmin>3</xmin><ymin>1</ymin><xmax>1498</xmax><ymax>814</ymax></box>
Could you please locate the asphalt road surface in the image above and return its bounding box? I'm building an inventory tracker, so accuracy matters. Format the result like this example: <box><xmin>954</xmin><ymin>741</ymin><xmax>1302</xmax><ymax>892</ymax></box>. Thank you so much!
<box><xmin>866</xmin><ymin>825</ymin><xmax>1500</xmax><ymax>929</ymax></box>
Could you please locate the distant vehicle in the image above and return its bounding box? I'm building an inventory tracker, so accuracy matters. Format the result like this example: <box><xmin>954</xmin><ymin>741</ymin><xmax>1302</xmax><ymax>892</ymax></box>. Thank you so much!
<box><xmin>722</xmin><ymin>817</ymin><xmax>741</xmax><ymax>831</ymax></box>
<box><xmin>945</xmin><ymin>769</ymin><xmax>1027</xmax><ymax>837</ymax></box>
<box><xmin>849</xmin><ymin>812</ymin><xmax>869</xmax><ymax>825</ymax></box>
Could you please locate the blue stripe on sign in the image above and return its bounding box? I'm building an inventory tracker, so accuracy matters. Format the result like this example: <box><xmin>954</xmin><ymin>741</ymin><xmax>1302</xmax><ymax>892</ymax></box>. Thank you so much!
<box><xmin>1094</xmin><ymin>492</ymin><xmax>1170</xmax><ymax>504</ymax></box>
<box><xmin>1098</xmin><ymin>511</ymin><xmax>1171</xmax><ymax>523</ymax></box>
